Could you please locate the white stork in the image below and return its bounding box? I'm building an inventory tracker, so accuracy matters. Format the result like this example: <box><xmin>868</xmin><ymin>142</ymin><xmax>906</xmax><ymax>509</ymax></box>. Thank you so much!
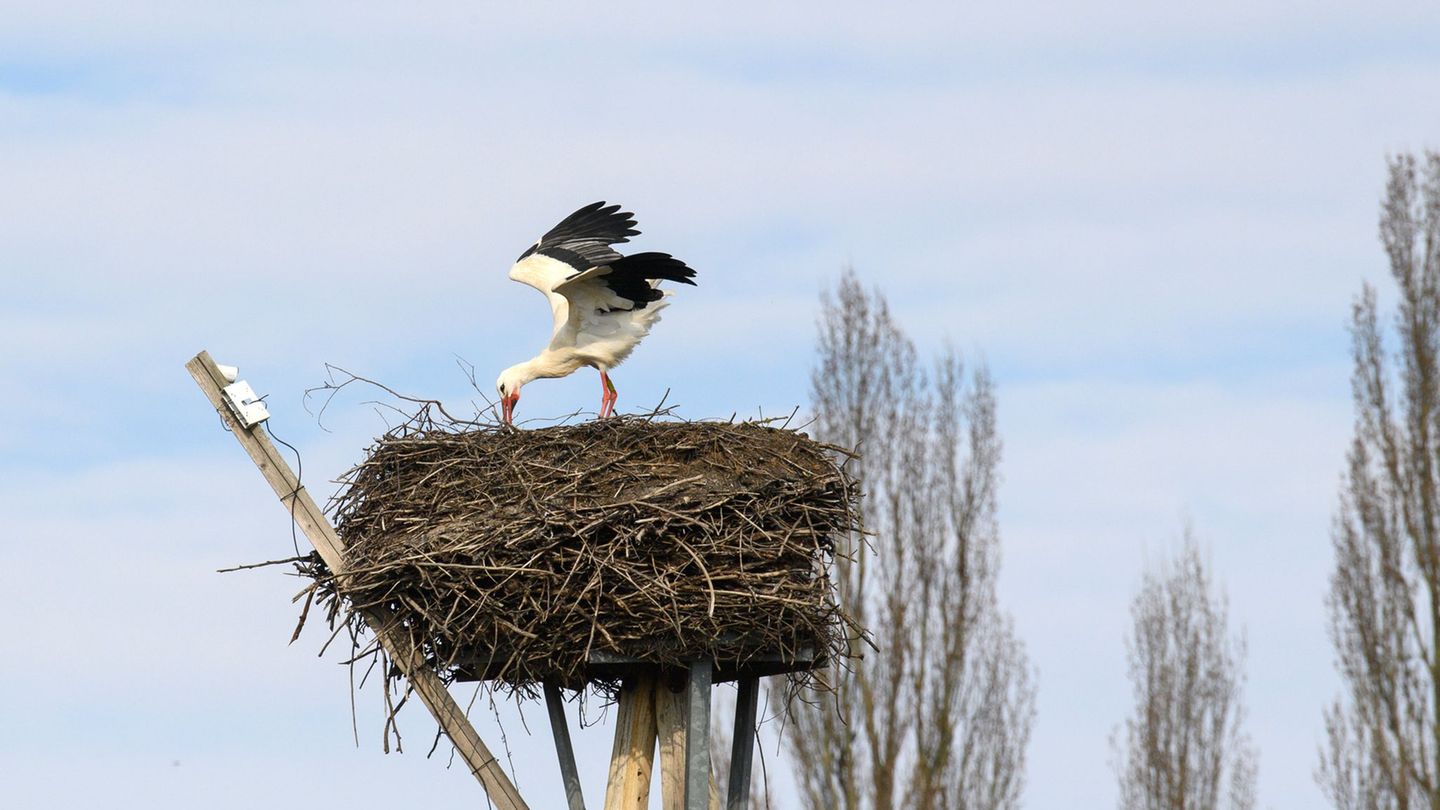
<box><xmin>495</xmin><ymin>201</ymin><xmax>698</xmax><ymax>424</ymax></box>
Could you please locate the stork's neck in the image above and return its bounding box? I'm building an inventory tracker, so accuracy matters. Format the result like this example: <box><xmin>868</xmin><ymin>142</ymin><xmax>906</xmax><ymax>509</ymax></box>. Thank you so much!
<box><xmin>508</xmin><ymin>352</ymin><xmax>585</xmax><ymax>383</ymax></box>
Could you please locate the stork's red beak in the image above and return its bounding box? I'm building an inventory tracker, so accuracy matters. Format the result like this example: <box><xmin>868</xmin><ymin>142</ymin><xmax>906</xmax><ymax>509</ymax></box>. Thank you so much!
<box><xmin>501</xmin><ymin>392</ymin><xmax>518</xmax><ymax>424</ymax></box>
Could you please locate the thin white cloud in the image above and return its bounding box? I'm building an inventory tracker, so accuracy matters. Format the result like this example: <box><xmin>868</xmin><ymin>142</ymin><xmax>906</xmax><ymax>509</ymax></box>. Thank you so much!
<box><xmin>999</xmin><ymin>372</ymin><xmax>1348</xmax><ymax>805</ymax></box>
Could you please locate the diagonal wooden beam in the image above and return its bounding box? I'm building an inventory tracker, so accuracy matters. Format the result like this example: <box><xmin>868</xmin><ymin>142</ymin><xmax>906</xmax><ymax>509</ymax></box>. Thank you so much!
<box><xmin>186</xmin><ymin>350</ymin><xmax>529</xmax><ymax>810</ymax></box>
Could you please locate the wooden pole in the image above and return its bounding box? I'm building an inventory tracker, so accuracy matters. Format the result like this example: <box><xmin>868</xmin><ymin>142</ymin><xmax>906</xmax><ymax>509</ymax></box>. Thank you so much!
<box><xmin>604</xmin><ymin>674</ymin><xmax>658</xmax><ymax>810</ymax></box>
<box><xmin>185</xmin><ymin>351</ymin><xmax>529</xmax><ymax>810</ymax></box>
<box><xmin>655</xmin><ymin>680</ymin><xmax>686</xmax><ymax>810</ymax></box>
<box><xmin>656</xmin><ymin>679</ymin><xmax>722</xmax><ymax>810</ymax></box>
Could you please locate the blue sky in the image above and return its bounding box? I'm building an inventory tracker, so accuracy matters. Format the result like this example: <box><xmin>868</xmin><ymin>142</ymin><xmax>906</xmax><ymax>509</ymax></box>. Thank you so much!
<box><xmin>4</xmin><ymin>2</ymin><xmax>1439</xmax><ymax>807</ymax></box>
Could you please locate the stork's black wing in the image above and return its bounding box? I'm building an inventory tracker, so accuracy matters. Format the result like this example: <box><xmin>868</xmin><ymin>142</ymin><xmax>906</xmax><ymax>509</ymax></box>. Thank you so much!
<box><xmin>553</xmin><ymin>251</ymin><xmax>699</xmax><ymax>309</ymax></box>
<box><xmin>517</xmin><ymin>201</ymin><xmax>640</xmax><ymax>270</ymax></box>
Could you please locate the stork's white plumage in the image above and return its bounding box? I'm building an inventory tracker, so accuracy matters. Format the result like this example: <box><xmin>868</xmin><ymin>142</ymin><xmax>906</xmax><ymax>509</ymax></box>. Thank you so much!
<box><xmin>495</xmin><ymin>202</ymin><xmax>697</xmax><ymax>424</ymax></box>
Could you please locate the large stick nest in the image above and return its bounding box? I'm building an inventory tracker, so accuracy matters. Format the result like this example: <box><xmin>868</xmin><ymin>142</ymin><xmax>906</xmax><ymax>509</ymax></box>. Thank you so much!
<box><xmin>310</xmin><ymin>417</ymin><xmax>860</xmax><ymax>691</ymax></box>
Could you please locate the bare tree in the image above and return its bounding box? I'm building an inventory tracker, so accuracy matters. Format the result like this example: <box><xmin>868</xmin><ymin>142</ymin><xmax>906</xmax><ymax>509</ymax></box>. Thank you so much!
<box><xmin>1320</xmin><ymin>151</ymin><xmax>1440</xmax><ymax>809</ymax></box>
<box><xmin>1113</xmin><ymin>533</ymin><xmax>1257</xmax><ymax>810</ymax></box>
<box><xmin>782</xmin><ymin>271</ymin><xmax>1036</xmax><ymax>810</ymax></box>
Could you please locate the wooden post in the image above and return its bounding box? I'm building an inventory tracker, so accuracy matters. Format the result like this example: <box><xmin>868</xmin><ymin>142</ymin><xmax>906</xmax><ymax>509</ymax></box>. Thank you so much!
<box><xmin>185</xmin><ymin>351</ymin><xmax>529</xmax><ymax>810</ymax></box>
<box><xmin>725</xmin><ymin>677</ymin><xmax>759</xmax><ymax>810</ymax></box>
<box><xmin>604</xmin><ymin>674</ymin><xmax>658</xmax><ymax>810</ymax></box>
<box><xmin>655</xmin><ymin>679</ymin><xmax>686</xmax><ymax>810</ymax></box>
<box><xmin>656</xmin><ymin>680</ymin><xmax>721</xmax><ymax>810</ymax></box>
<box><xmin>546</xmin><ymin>681</ymin><xmax>586</xmax><ymax>810</ymax></box>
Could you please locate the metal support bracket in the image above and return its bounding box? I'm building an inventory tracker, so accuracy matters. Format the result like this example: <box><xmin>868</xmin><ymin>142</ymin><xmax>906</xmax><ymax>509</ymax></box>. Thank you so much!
<box><xmin>684</xmin><ymin>659</ymin><xmax>714</xmax><ymax>810</ymax></box>
<box><xmin>545</xmin><ymin>681</ymin><xmax>587</xmax><ymax>810</ymax></box>
<box><xmin>726</xmin><ymin>677</ymin><xmax>759</xmax><ymax>810</ymax></box>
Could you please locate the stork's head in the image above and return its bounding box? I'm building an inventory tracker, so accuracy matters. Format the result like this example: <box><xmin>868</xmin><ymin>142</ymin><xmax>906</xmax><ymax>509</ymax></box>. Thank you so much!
<box><xmin>496</xmin><ymin>364</ymin><xmax>534</xmax><ymax>425</ymax></box>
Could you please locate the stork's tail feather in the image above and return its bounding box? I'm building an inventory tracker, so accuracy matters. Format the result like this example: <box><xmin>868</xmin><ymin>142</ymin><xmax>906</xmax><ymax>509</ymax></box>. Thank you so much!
<box><xmin>604</xmin><ymin>252</ymin><xmax>698</xmax><ymax>308</ymax></box>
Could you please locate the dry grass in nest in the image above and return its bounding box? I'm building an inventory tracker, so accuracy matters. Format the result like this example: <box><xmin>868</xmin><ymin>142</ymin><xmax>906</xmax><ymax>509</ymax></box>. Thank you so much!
<box><xmin>300</xmin><ymin>416</ymin><xmax>861</xmax><ymax>695</ymax></box>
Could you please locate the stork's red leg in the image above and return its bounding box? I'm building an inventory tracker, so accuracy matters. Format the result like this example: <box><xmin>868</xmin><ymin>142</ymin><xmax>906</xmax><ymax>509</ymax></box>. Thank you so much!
<box><xmin>599</xmin><ymin>371</ymin><xmax>617</xmax><ymax>419</ymax></box>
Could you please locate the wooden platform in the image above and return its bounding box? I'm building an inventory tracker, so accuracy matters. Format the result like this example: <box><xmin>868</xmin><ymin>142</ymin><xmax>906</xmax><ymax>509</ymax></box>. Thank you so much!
<box><xmin>452</xmin><ymin>647</ymin><xmax>818</xmax><ymax>686</ymax></box>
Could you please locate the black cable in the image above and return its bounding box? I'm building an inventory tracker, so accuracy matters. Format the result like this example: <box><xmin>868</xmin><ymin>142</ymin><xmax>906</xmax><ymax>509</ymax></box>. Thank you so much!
<box><xmin>262</xmin><ymin>410</ymin><xmax>305</xmax><ymax>558</ymax></box>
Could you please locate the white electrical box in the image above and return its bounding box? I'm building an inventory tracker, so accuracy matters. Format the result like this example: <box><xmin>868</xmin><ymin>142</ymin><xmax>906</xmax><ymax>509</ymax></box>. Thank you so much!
<box><xmin>221</xmin><ymin>379</ymin><xmax>271</xmax><ymax>428</ymax></box>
